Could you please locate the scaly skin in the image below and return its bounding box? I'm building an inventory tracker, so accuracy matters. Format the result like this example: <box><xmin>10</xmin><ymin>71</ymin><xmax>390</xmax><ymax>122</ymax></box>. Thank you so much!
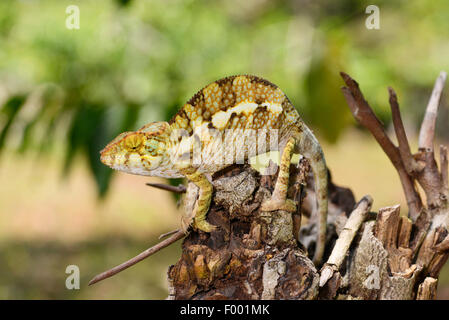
<box><xmin>100</xmin><ymin>75</ymin><xmax>328</xmax><ymax>264</ymax></box>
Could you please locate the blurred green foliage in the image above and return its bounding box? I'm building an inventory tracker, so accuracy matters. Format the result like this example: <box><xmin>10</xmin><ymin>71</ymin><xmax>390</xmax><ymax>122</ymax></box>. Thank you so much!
<box><xmin>0</xmin><ymin>0</ymin><xmax>448</xmax><ymax>195</ymax></box>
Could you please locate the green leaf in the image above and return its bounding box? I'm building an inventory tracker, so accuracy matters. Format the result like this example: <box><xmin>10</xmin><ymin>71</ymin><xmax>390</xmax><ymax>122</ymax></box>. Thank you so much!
<box><xmin>0</xmin><ymin>95</ymin><xmax>26</xmax><ymax>152</ymax></box>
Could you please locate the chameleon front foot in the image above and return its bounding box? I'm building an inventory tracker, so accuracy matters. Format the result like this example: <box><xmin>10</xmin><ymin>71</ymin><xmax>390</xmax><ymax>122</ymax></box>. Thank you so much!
<box><xmin>180</xmin><ymin>216</ymin><xmax>217</xmax><ymax>233</ymax></box>
<box><xmin>193</xmin><ymin>218</ymin><xmax>217</xmax><ymax>233</ymax></box>
<box><xmin>261</xmin><ymin>198</ymin><xmax>297</xmax><ymax>213</ymax></box>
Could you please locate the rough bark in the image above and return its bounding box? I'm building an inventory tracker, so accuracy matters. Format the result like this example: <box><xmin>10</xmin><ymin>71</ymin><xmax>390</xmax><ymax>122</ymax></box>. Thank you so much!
<box><xmin>164</xmin><ymin>71</ymin><xmax>448</xmax><ymax>300</ymax></box>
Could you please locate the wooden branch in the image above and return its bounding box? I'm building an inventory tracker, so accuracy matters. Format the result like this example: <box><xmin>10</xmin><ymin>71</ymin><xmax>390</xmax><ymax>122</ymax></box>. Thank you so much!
<box><xmin>418</xmin><ymin>71</ymin><xmax>447</xmax><ymax>151</ymax></box>
<box><xmin>340</xmin><ymin>74</ymin><xmax>398</xmax><ymax>166</ymax></box>
<box><xmin>340</xmin><ymin>72</ymin><xmax>422</xmax><ymax>220</ymax></box>
<box><xmin>88</xmin><ymin>230</ymin><xmax>185</xmax><ymax>286</ymax></box>
<box><xmin>146</xmin><ymin>182</ymin><xmax>186</xmax><ymax>193</ymax></box>
<box><xmin>417</xmin><ymin>277</ymin><xmax>438</xmax><ymax>300</ymax></box>
<box><xmin>319</xmin><ymin>195</ymin><xmax>373</xmax><ymax>287</ymax></box>
<box><xmin>388</xmin><ymin>87</ymin><xmax>422</xmax><ymax>174</ymax></box>
<box><xmin>415</xmin><ymin>150</ymin><xmax>444</xmax><ymax>208</ymax></box>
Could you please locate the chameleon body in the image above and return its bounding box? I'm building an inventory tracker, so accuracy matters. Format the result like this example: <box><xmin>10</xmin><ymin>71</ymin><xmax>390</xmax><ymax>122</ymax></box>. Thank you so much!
<box><xmin>100</xmin><ymin>75</ymin><xmax>328</xmax><ymax>264</ymax></box>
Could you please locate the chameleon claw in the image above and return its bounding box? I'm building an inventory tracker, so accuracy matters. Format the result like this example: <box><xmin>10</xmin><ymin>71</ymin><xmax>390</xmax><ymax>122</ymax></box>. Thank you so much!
<box><xmin>261</xmin><ymin>198</ymin><xmax>297</xmax><ymax>213</ymax></box>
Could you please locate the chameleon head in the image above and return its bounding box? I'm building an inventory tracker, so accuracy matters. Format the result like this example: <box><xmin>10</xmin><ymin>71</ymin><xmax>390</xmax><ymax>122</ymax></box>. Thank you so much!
<box><xmin>100</xmin><ymin>122</ymin><xmax>171</xmax><ymax>176</ymax></box>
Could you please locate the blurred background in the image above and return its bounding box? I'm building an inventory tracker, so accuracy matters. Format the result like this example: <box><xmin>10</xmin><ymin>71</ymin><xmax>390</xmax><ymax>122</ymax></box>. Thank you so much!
<box><xmin>0</xmin><ymin>0</ymin><xmax>448</xmax><ymax>299</ymax></box>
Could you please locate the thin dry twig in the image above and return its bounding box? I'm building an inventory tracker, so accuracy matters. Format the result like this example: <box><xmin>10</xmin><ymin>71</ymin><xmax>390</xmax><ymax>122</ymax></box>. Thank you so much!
<box><xmin>441</xmin><ymin>145</ymin><xmax>448</xmax><ymax>196</ymax></box>
<box><xmin>319</xmin><ymin>195</ymin><xmax>373</xmax><ymax>287</ymax></box>
<box><xmin>159</xmin><ymin>229</ymin><xmax>181</xmax><ymax>239</ymax></box>
<box><xmin>419</xmin><ymin>71</ymin><xmax>447</xmax><ymax>151</ymax></box>
<box><xmin>88</xmin><ymin>230</ymin><xmax>185</xmax><ymax>286</ymax></box>
<box><xmin>146</xmin><ymin>182</ymin><xmax>186</xmax><ymax>193</ymax></box>
<box><xmin>340</xmin><ymin>72</ymin><xmax>422</xmax><ymax>220</ymax></box>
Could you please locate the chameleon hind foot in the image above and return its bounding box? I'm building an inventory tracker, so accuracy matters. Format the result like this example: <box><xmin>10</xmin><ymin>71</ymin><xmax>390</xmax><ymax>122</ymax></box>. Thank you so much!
<box><xmin>261</xmin><ymin>198</ymin><xmax>297</xmax><ymax>213</ymax></box>
<box><xmin>260</xmin><ymin>136</ymin><xmax>297</xmax><ymax>213</ymax></box>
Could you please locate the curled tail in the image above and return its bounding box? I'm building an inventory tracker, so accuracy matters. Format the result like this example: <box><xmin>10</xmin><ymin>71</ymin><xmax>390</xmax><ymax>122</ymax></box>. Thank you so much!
<box><xmin>297</xmin><ymin>124</ymin><xmax>328</xmax><ymax>265</ymax></box>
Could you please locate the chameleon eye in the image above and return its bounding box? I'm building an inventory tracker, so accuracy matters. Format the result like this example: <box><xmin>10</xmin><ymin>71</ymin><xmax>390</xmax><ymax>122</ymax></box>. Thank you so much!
<box><xmin>124</xmin><ymin>134</ymin><xmax>144</xmax><ymax>152</ymax></box>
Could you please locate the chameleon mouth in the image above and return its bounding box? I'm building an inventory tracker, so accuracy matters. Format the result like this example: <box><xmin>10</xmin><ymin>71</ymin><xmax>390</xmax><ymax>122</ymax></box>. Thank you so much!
<box><xmin>99</xmin><ymin>149</ymin><xmax>114</xmax><ymax>167</ymax></box>
<box><xmin>99</xmin><ymin>142</ymin><xmax>119</xmax><ymax>167</ymax></box>
<box><xmin>100</xmin><ymin>154</ymin><xmax>110</xmax><ymax>166</ymax></box>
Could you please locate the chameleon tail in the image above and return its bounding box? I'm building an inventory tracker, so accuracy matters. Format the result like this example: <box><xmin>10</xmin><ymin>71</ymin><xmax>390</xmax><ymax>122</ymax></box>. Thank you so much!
<box><xmin>297</xmin><ymin>125</ymin><xmax>328</xmax><ymax>265</ymax></box>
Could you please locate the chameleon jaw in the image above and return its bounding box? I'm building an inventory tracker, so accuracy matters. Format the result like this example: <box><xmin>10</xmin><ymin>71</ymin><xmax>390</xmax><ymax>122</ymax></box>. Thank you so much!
<box><xmin>99</xmin><ymin>151</ymin><xmax>114</xmax><ymax>168</ymax></box>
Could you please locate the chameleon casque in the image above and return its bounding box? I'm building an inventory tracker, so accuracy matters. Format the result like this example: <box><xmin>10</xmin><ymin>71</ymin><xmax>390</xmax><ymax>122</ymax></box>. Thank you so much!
<box><xmin>100</xmin><ymin>75</ymin><xmax>328</xmax><ymax>264</ymax></box>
